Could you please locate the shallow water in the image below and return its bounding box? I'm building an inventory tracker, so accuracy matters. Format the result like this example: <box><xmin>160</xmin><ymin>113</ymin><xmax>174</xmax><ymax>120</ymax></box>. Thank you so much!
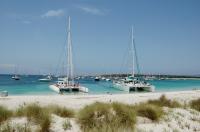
<box><xmin>0</xmin><ymin>75</ymin><xmax>200</xmax><ymax>95</ymax></box>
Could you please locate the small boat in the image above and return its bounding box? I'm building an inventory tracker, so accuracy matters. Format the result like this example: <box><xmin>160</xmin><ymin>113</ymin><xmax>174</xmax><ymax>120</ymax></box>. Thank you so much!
<box><xmin>12</xmin><ymin>66</ymin><xmax>20</xmax><ymax>80</ymax></box>
<box><xmin>94</xmin><ymin>77</ymin><xmax>100</xmax><ymax>81</ymax></box>
<box><xmin>49</xmin><ymin>16</ymin><xmax>89</xmax><ymax>93</ymax></box>
<box><xmin>12</xmin><ymin>75</ymin><xmax>20</xmax><ymax>80</ymax></box>
<box><xmin>39</xmin><ymin>75</ymin><xmax>52</xmax><ymax>82</ymax></box>
<box><xmin>101</xmin><ymin>77</ymin><xmax>106</xmax><ymax>80</ymax></box>
<box><xmin>75</xmin><ymin>77</ymin><xmax>81</xmax><ymax>80</ymax></box>
<box><xmin>106</xmin><ymin>78</ymin><xmax>111</xmax><ymax>81</ymax></box>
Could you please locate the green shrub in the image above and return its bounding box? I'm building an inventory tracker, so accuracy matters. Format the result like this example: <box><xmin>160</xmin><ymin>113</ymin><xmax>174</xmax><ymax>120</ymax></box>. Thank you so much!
<box><xmin>25</xmin><ymin>104</ymin><xmax>43</xmax><ymax>121</ymax></box>
<box><xmin>189</xmin><ymin>98</ymin><xmax>200</xmax><ymax>111</ymax></box>
<box><xmin>0</xmin><ymin>106</ymin><xmax>13</xmax><ymax>124</ymax></box>
<box><xmin>78</xmin><ymin>102</ymin><xmax>111</xmax><ymax>130</ymax></box>
<box><xmin>47</xmin><ymin>105</ymin><xmax>74</xmax><ymax>118</ymax></box>
<box><xmin>15</xmin><ymin>103</ymin><xmax>51</xmax><ymax>132</ymax></box>
<box><xmin>136</xmin><ymin>104</ymin><xmax>163</xmax><ymax>121</ymax></box>
<box><xmin>15</xmin><ymin>105</ymin><xmax>25</xmax><ymax>117</ymax></box>
<box><xmin>14</xmin><ymin>103</ymin><xmax>76</xmax><ymax>132</ymax></box>
<box><xmin>148</xmin><ymin>95</ymin><xmax>181</xmax><ymax>108</ymax></box>
<box><xmin>0</xmin><ymin>122</ymin><xmax>31</xmax><ymax>132</ymax></box>
<box><xmin>112</xmin><ymin>102</ymin><xmax>136</xmax><ymax>129</ymax></box>
<box><xmin>78</xmin><ymin>102</ymin><xmax>136</xmax><ymax>132</ymax></box>
<box><xmin>39</xmin><ymin>112</ymin><xmax>51</xmax><ymax>132</ymax></box>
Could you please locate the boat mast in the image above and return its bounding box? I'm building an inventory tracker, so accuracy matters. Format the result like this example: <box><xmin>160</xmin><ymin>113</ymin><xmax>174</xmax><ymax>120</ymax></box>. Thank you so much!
<box><xmin>67</xmin><ymin>16</ymin><xmax>74</xmax><ymax>83</ymax></box>
<box><xmin>131</xmin><ymin>26</ymin><xmax>135</xmax><ymax>77</ymax></box>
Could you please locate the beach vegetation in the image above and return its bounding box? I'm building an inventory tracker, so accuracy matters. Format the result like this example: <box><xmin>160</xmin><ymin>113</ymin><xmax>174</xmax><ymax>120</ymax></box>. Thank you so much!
<box><xmin>112</xmin><ymin>102</ymin><xmax>136</xmax><ymax>129</ymax></box>
<box><xmin>15</xmin><ymin>105</ymin><xmax>25</xmax><ymax>117</ymax></box>
<box><xmin>189</xmin><ymin>98</ymin><xmax>200</xmax><ymax>111</ymax></box>
<box><xmin>78</xmin><ymin>102</ymin><xmax>111</xmax><ymax>131</ymax></box>
<box><xmin>14</xmin><ymin>103</ymin><xmax>76</xmax><ymax>131</ymax></box>
<box><xmin>0</xmin><ymin>122</ymin><xmax>31</xmax><ymax>132</ymax></box>
<box><xmin>0</xmin><ymin>106</ymin><xmax>13</xmax><ymax>124</ymax></box>
<box><xmin>147</xmin><ymin>95</ymin><xmax>182</xmax><ymax>108</ymax></box>
<box><xmin>14</xmin><ymin>103</ymin><xmax>51</xmax><ymax>132</ymax></box>
<box><xmin>47</xmin><ymin>105</ymin><xmax>75</xmax><ymax>118</ymax></box>
<box><xmin>77</xmin><ymin>102</ymin><xmax>136</xmax><ymax>132</ymax></box>
<box><xmin>62</xmin><ymin>119</ymin><xmax>72</xmax><ymax>130</ymax></box>
<box><xmin>38</xmin><ymin>112</ymin><xmax>51</xmax><ymax>132</ymax></box>
<box><xmin>135</xmin><ymin>103</ymin><xmax>164</xmax><ymax>121</ymax></box>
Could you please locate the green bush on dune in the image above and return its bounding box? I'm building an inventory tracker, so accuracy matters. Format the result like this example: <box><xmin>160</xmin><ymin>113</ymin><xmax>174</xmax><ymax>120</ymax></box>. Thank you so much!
<box><xmin>15</xmin><ymin>105</ymin><xmax>25</xmax><ymax>117</ymax></box>
<box><xmin>15</xmin><ymin>103</ymin><xmax>51</xmax><ymax>132</ymax></box>
<box><xmin>78</xmin><ymin>102</ymin><xmax>111</xmax><ymax>131</ymax></box>
<box><xmin>189</xmin><ymin>98</ymin><xmax>200</xmax><ymax>111</ymax></box>
<box><xmin>0</xmin><ymin>106</ymin><xmax>13</xmax><ymax>124</ymax></box>
<box><xmin>78</xmin><ymin>102</ymin><xmax>136</xmax><ymax>132</ymax></box>
<box><xmin>112</xmin><ymin>102</ymin><xmax>136</xmax><ymax>129</ymax></box>
<box><xmin>14</xmin><ymin>103</ymin><xmax>76</xmax><ymax>132</ymax></box>
<box><xmin>22</xmin><ymin>103</ymin><xmax>44</xmax><ymax>121</ymax></box>
<box><xmin>135</xmin><ymin>103</ymin><xmax>164</xmax><ymax>121</ymax></box>
<box><xmin>148</xmin><ymin>95</ymin><xmax>182</xmax><ymax>108</ymax></box>
<box><xmin>46</xmin><ymin>105</ymin><xmax>75</xmax><ymax>118</ymax></box>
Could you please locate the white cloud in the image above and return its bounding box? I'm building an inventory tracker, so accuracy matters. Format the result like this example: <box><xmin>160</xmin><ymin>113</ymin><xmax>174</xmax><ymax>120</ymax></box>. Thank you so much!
<box><xmin>78</xmin><ymin>6</ymin><xmax>105</xmax><ymax>15</ymax></box>
<box><xmin>41</xmin><ymin>9</ymin><xmax>65</xmax><ymax>18</ymax></box>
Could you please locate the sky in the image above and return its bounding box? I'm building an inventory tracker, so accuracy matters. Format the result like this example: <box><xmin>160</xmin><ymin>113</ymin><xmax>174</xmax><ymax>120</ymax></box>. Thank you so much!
<box><xmin>0</xmin><ymin>0</ymin><xmax>200</xmax><ymax>75</ymax></box>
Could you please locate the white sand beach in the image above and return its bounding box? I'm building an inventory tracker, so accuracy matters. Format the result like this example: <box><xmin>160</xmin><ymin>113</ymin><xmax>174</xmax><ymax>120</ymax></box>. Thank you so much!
<box><xmin>0</xmin><ymin>90</ymin><xmax>200</xmax><ymax>110</ymax></box>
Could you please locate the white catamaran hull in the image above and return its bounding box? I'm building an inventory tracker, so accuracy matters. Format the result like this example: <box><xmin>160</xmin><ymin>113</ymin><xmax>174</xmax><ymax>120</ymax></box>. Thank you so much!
<box><xmin>49</xmin><ymin>85</ymin><xmax>60</xmax><ymax>93</ymax></box>
<box><xmin>49</xmin><ymin>85</ymin><xmax>89</xmax><ymax>93</ymax></box>
<box><xmin>113</xmin><ymin>82</ymin><xmax>155</xmax><ymax>92</ymax></box>
<box><xmin>113</xmin><ymin>82</ymin><xmax>130</xmax><ymax>92</ymax></box>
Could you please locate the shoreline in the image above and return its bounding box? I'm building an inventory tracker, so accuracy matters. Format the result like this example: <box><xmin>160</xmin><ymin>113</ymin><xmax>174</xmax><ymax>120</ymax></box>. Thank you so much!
<box><xmin>1</xmin><ymin>89</ymin><xmax>200</xmax><ymax>110</ymax></box>
<box><xmin>2</xmin><ymin>87</ymin><xmax>200</xmax><ymax>96</ymax></box>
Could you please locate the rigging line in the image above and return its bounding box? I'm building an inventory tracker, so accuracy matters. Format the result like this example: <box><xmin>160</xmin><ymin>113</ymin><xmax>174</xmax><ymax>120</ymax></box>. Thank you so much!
<box><xmin>119</xmin><ymin>39</ymin><xmax>130</xmax><ymax>75</ymax></box>
<box><xmin>132</xmin><ymin>27</ymin><xmax>143</xmax><ymax>80</ymax></box>
<box><xmin>54</xmin><ymin>34</ymin><xmax>68</xmax><ymax>76</ymax></box>
<box><xmin>133</xmin><ymin>38</ymin><xmax>141</xmax><ymax>75</ymax></box>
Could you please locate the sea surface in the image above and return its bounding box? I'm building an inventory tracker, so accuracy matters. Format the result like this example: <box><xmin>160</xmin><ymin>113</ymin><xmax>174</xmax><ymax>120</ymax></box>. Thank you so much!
<box><xmin>0</xmin><ymin>74</ymin><xmax>200</xmax><ymax>95</ymax></box>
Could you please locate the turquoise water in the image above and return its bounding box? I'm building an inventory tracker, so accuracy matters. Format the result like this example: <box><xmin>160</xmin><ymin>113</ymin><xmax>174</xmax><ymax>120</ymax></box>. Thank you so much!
<box><xmin>0</xmin><ymin>75</ymin><xmax>200</xmax><ymax>95</ymax></box>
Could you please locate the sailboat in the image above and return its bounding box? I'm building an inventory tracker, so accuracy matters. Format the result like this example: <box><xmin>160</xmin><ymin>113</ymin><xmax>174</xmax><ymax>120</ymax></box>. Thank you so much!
<box><xmin>113</xmin><ymin>26</ymin><xmax>155</xmax><ymax>92</ymax></box>
<box><xmin>12</xmin><ymin>75</ymin><xmax>20</xmax><ymax>80</ymax></box>
<box><xmin>39</xmin><ymin>75</ymin><xmax>52</xmax><ymax>82</ymax></box>
<box><xmin>94</xmin><ymin>76</ymin><xmax>100</xmax><ymax>81</ymax></box>
<box><xmin>49</xmin><ymin>16</ymin><xmax>89</xmax><ymax>93</ymax></box>
<box><xmin>12</xmin><ymin>66</ymin><xmax>20</xmax><ymax>80</ymax></box>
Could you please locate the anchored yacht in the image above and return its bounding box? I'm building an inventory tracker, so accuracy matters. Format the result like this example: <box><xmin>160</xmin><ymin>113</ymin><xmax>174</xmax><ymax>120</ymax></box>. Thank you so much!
<box><xmin>39</xmin><ymin>75</ymin><xmax>52</xmax><ymax>82</ymax></box>
<box><xmin>49</xmin><ymin>16</ymin><xmax>89</xmax><ymax>93</ymax></box>
<box><xmin>12</xmin><ymin>75</ymin><xmax>20</xmax><ymax>80</ymax></box>
<box><xmin>113</xmin><ymin>26</ymin><xmax>155</xmax><ymax>92</ymax></box>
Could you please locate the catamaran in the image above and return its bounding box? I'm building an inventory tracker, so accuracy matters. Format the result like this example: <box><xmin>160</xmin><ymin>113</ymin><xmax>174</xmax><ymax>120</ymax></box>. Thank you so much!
<box><xmin>113</xmin><ymin>26</ymin><xmax>155</xmax><ymax>92</ymax></box>
<box><xmin>49</xmin><ymin>16</ymin><xmax>89</xmax><ymax>93</ymax></box>
<box><xmin>11</xmin><ymin>66</ymin><xmax>20</xmax><ymax>80</ymax></box>
<box><xmin>12</xmin><ymin>75</ymin><xmax>20</xmax><ymax>80</ymax></box>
